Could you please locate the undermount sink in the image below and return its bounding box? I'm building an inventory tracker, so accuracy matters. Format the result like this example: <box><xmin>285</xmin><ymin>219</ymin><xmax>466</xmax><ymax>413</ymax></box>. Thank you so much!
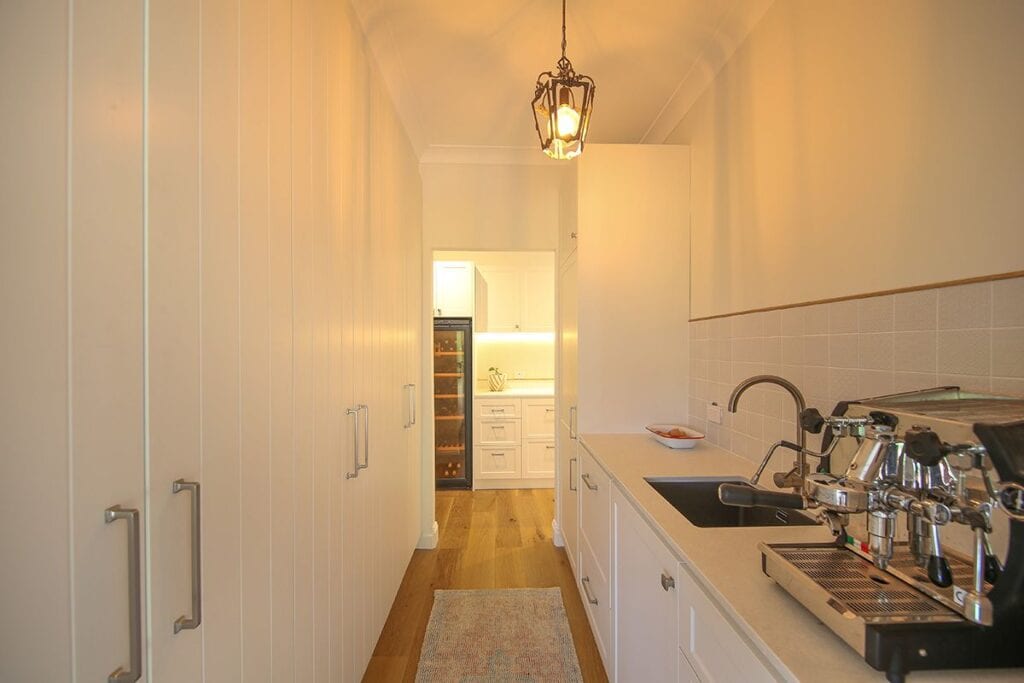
<box><xmin>645</xmin><ymin>477</ymin><xmax>818</xmax><ymax>528</ymax></box>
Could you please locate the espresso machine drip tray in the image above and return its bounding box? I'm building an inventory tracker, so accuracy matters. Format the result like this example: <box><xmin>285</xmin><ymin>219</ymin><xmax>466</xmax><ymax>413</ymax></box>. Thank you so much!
<box><xmin>760</xmin><ymin>543</ymin><xmax>963</xmax><ymax>656</ymax></box>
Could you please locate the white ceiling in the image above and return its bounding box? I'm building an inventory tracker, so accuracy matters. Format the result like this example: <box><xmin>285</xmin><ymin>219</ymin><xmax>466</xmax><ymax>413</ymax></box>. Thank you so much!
<box><xmin>349</xmin><ymin>0</ymin><xmax>775</xmax><ymax>155</ymax></box>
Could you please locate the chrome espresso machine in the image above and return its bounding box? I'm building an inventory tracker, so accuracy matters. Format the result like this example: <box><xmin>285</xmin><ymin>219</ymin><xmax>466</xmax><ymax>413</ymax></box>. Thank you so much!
<box><xmin>720</xmin><ymin>388</ymin><xmax>1024</xmax><ymax>682</ymax></box>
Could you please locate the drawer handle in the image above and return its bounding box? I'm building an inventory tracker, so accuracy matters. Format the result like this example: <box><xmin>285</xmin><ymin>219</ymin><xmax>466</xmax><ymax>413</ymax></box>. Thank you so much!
<box><xmin>581</xmin><ymin>576</ymin><xmax>599</xmax><ymax>605</ymax></box>
<box><xmin>569</xmin><ymin>457</ymin><xmax>577</xmax><ymax>491</ymax></box>
<box><xmin>546</xmin><ymin>445</ymin><xmax>555</xmax><ymax>449</ymax></box>
<box><xmin>661</xmin><ymin>572</ymin><xmax>676</xmax><ymax>592</ymax></box>
<box><xmin>492</xmin><ymin>452</ymin><xmax>505</xmax><ymax>457</ymax></box>
<box><xmin>545</xmin><ymin>408</ymin><xmax>554</xmax><ymax>412</ymax></box>
<box><xmin>581</xmin><ymin>473</ymin><xmax>598</xmax><ymax>491</ymax></box>
<box><xmin>492</xmin><ymin>407</ymin><xmax>505</xmax><ymax>412</ymax></box>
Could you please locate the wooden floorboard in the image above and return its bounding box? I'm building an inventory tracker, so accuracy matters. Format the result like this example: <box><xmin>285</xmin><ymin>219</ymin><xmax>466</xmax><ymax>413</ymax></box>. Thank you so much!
<box><xmin>364</xmin><ymin>489</ymin><xmax>609</xmax><ymax>682</ymax></box>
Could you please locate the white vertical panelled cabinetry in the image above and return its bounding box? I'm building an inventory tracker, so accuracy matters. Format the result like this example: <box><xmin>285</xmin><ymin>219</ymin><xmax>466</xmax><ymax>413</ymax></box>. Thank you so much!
<box><xmin>0</xmin><ymin>1</ymin><xmax>422</xmax><ymax>681</ymax></box>
<box><xmin>555</xmin><ymin>145</ymin><xmax>691</xmax><ymax>677</ymax></box>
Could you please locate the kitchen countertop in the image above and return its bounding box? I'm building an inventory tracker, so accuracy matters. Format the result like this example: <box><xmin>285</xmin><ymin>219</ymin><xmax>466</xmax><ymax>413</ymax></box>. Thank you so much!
<box><xmin>579</xmin><ymin>433</ymin><xmax>1019</xmax><ymax>683</ymax></box>
<box><xmin>475</xmin><ymin>386</ymin><xmax>554</xmax><ymax>398</ymax></box>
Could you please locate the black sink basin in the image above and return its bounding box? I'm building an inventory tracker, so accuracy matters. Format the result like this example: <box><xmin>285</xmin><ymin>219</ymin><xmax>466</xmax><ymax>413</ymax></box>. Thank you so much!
<box><xmin>645</xmin><ymin>477</ymin><xmax>818</xmax><ymax>528</ymax></box>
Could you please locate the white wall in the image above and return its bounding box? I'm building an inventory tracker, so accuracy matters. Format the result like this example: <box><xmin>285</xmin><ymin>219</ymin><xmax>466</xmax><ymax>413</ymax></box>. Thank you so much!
<box><xmin>667</xmin><ymin>0</ymin><xmax>1024</xmax><ymax>319</ymax></box>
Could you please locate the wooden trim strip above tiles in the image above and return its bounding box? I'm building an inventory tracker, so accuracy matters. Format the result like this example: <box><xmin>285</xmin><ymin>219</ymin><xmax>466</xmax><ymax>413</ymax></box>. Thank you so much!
<box><xmin>688</xmin><ymin>269</ymin><xmax>1024</xmax><ymax>323</ymax></box>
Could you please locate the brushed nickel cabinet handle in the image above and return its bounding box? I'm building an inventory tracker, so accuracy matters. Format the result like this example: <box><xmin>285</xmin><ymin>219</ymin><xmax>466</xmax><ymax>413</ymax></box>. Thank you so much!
<box><xmin>569</xmin><ymin>456</ymin><xmax>577</xmax><ymax>492</ymax></box>
<box><xmin>105</xmin><ymin>505</ymin><xmax>142</xmax><ymax>682</ymax></box>
<box><xmin>405</xmin><ymin>384</ymin><xmax>416</xmax><ymax>427</ymax></box>
<box><xmin>581</xmin><ymin>472</ymin><xmax>598</xmax><ymax>491</ymax></box>
<box><xmin>581</xmin><ymin>576</ymin><xmax>598</xmax><ymax>605</ymax></box>
<box><xmin>172</xmin><ymin>480</ymin><xmax>202</xmax><ymax>633</ymax></box>
<box><xmin>345</xmin><ymin>407</ymin><xmax>360</xmax><ymax>479</ymax></box>
<box><xmin>358</xmin><ymin>404</ymin><xmax>369</xmax><ymax>470</ymax></box>
<box><xmin>661</xmin><ymin>571</ymin><xmax>675</xmax><ymax>592</ymax></box>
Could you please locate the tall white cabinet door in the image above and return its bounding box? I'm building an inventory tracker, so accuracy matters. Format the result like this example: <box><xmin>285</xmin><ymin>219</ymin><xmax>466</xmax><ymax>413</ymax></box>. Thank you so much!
<box><xmin>557</xmin><ymin>253</ymin><xmax>579</xmax><ymax>568</ymax></box>
<box><xmin>147</xmin><ymin>0</ymin><xmax>204</xmax><ymax>680</ymax></box>
<box><xmin>433</xmin><ymin>260</ymin><xmax>475</xmax><ymax>317</ymax></box>
<box><xmin>68</xmin><ymin>2</ymin><xmax>148</xmax><ymax>680</ymax></box>
<box><xmin>199</xmin><ymin>0</ymin><xmax>244</xmax><ymax>678</ymax></box>
<box><xmin>614</xmin><ymin>489</ymin><xmax>678</xmax><ymax>682</ymax></box>
<box><xmin>0</xmin><ymin>2</ymin><xmax>73</xmax><ymax>681</ymax></box>
<box><xmin>522</xmin><ymin>265</ymin><xmax>555</xmax><ymax>332</ymax></box>
<box><xmin>476</xmin><ymin>265</ymin><xmax>522</xmax><ymax>331</ymax></box>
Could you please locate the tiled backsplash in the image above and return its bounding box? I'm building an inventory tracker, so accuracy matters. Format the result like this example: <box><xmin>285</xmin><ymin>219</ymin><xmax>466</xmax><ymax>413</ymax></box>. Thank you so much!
<box><xmin>687</xmin><ymin>276</ymin><xmax>1024</xmax><ymax>467</ymax></box>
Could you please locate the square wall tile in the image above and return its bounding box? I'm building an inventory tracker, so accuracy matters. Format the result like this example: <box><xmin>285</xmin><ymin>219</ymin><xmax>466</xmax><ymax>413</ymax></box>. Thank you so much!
<box><xmin>803</xmin><ymin>366</ymin><xmax>828</xmax><ymax>398</ymax></box>
<box><xmin>937</xmin><ymin>374</ymin><xmax>991</xmax><ymax>393</ymax></box>
<box><xmin>993</xmin><ymin>277</ymin><xmax>1024</xmax><ymax>328</ymax></box>
<box><xmin>992</xmin><ymin>377</ymin><xmax>1024</xmax><ymax>398</ymax></box>
<box><xmin>829</xmin><ymin>299</ymin><xmax>860</xmax><ymax>334</ymax></box>
<box><xmin>764</xmin><ymin>310</ymin><xmax>782</xmax><ymax>337</ymax></box>
<box><xmin>894</xmin><ymin>331</ymin><xmax>936</xmax><ymax>374</ymax></box>
<box><xmin>895</xmin><ymin>371</ymin><xmax>938</xmax><ymax>393</ymax></box>
<box><xmin>804</xmin><ymin>304</ymin><xmax>828</xmax><ymax>335</ymax></box>
<box><xmin>895</xmin><ymin>289</ymin><xmax>937</xmax><ymax>331</ymax></box>
<box><xmin>937</xmin><ymin>329</ymin><xmax>991</xmax><ymax>376</ymax></box>
<box><xmin>828</xmin><ymin>334</ymin><xmax>859</xmax><ymax>369</ymax></box>
<box><xmin>859</xmin><ymin>295</ymin><xmax>894</xmax><ymax>332</ymax></box>
<box><xmin>937</xmin><ymin>282</ymin><xmax>991</xmax><ymax>330</ymax></box>
<box><xmin>829</xmin><ymin>368</ymin><xmax>860</xmax><ymax>403</ymax></box>
<box><xmin>780</xmin><ymin>307</ymin><xmax>805</xmax><ymax>336</ymax></box>
<box><xmin>763</xmin><ymin>337</ymin><xmax>782</xmax><ymax>366</ymax></box>
<box><xmin>992</xmin><ymin>328</ymin><xmax>1024</xmax><ymax>378</ymax></box>
<box><xmin>734</xmin><ymin>312</ymin><xmax>764</xmax><ymax>338</ymax></box>
<box><xmin>858</xmin><ymin>333</ymin><xmax>895</xmax><ymax>371</ymax></box>
<box><xmin>859</xmin><ymin>370</ymin><xmax>895</xmax><ymax>398</ymax></box>
<box><xmin>803</xmin><ymin>335</ymin><xmax>828</xmax><ymax>367</ymax></box>
<box><xmin>782</xmin><ymin>336</ymin><xmax>805</xmax><ymax>365</ymax></box>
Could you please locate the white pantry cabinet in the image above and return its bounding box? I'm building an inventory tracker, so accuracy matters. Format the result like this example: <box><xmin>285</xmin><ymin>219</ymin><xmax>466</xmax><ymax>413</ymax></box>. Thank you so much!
<box><xmin>473</xmin><ymin>396</ymin><xmax>555</xmax><ymax>488</ymax></box>
<box><xmin>0</xmin><ymin>2</ymin><xmax>422</xmax><ymax>682</ymax></box>
<box><xmin>476</xmin><ymin>263</ymin><xmax>555</xmax><ymax>332</ymax></box>
<box><xmin>433</xmin><ymin>260</ymin><xmax>475</xmax><ymax>317</ymax></box>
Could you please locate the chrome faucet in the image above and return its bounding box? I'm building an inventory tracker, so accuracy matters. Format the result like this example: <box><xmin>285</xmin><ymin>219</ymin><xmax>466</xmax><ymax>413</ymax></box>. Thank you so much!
<box><xmin>728</xmin><ymin>375</ymin><xmax>807</xmax><ymax>491</ymax></box>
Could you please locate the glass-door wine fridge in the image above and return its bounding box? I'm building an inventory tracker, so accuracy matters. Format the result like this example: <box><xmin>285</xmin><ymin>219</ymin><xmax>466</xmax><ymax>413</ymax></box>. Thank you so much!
<box><xmin>433</xmin><ymin>317</ymin><xmax>472</xmax><ymax>489</ymax></box>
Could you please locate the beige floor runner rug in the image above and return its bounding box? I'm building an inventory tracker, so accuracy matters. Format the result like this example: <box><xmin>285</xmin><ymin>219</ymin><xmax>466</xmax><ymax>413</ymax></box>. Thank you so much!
<box><xmin>415</xmin><ymin>588</ymin><xmax>584</xmax><ymax>682</ymax></box>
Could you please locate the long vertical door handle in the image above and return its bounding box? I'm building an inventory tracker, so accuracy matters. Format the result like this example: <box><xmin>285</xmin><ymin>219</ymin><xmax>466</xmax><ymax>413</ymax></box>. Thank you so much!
<box><xmin>569</xmin><ymin>456</ymin><xmax>577</xmax><ymax>492</ymax></box>
<box><xmin>569</xmin><ymin>405</ymin><xmax>577</xmax><ymax>439</ymax></box>
<box><xmin>105</xmin><ymin>506</ymin><xmax>142</xmax><ymax>683</ymax></box>
<box><xmin>358</xmin><ymin>404</ymin><xmax>369</xmax><ymax>470</ymax></box>
<box><xmin>345</xmin><ymin>407</ymin><xmax>360</xmax><ymax>479</ymax></box>
<box><xmin>172</xmin><ymin>480</ymin><xmax>202</xmax><ymax>632</ymax></box>
<box><xmin>403</xmin><ymin>385</ymin><xmax>411</xmax><ymax>428</ymax></box>
<box><xmin>403</xmin><ymin>384</ymin><xmax>416</xmax><ymax>428</ymax></box>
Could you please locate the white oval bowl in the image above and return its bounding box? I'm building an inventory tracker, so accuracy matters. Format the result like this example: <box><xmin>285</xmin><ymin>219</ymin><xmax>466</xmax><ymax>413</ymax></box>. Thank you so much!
<box><xmin>645</xmin><ymin>423</ymin><xmax>706</xmax><ymax>450</ymax></box>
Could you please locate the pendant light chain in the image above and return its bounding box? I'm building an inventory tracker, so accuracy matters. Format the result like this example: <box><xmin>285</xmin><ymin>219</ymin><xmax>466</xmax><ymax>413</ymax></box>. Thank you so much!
<box><xmin>561</xmin><ymin>0</ymin><xmax>567</xmax><ymax>61</ymax></box>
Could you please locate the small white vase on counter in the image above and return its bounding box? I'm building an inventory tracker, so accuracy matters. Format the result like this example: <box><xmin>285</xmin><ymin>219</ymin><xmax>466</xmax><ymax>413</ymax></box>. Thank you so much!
<box><xmin>488</xmin><ymin>370</ymin><xmax>507</xmax><ymax>392</ymax></box>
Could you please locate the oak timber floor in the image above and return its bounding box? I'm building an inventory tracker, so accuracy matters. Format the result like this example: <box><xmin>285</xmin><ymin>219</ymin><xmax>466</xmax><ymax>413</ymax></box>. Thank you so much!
<box><xmin>364</xmin><ymin>488</ymin><xmax>608</xmax><ymax>682</ymax></box>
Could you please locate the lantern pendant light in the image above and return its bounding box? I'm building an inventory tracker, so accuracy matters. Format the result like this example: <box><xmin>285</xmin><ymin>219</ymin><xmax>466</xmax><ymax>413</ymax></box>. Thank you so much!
<box><xmin>532</xmin><ymin>0</ymin><xmax>595</xmax><ymax>160</ymax></box>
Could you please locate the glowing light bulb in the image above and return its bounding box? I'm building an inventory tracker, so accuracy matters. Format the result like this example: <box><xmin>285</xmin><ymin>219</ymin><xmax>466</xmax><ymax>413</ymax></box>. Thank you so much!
<box><xmin>556</xmin><ymin>103</ymin><xmax>580</xmax><ymax>140</ymax></box>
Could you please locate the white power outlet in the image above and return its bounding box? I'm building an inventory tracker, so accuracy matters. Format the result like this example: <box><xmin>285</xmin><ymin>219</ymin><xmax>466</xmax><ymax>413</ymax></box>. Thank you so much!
<box><xmin>707</xmin><ymin>403</ymin><xmax>723</xmax><ymax>425</ymax></box>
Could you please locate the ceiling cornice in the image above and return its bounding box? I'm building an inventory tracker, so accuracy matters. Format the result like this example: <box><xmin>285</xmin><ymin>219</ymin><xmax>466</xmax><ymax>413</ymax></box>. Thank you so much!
<box><xmin>420</xmin><ymin>145</ymin><xmax>561</xmax><ymax>167</ymax></box>
<box><xmin>641</xmin><ymin>0</ymin><xmax>776</xmax><ymax>144</ymax></box>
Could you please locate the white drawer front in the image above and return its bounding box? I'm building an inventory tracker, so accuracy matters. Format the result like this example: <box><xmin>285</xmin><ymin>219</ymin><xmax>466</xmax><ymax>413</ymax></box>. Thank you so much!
<box><xmin>475</xmin><ymin>446</ymin><xmax>521</xmax><ymax>478</ymax></box>
<box><xmin>523</xmin><ymin>400</ymin><xmax>556</xmax><ymax>439</ymax></box>
<box><xmin>578</xmin><ymin>445</ymin><xmax>610</xmax><ymax>578</ymax></box>
<box><xmin>523</xmin><ymin>441</ymin><xmax>556</xmax><ymax>478</ymax></box>
<box><xmin>475</xmin><ymin>399</ymin><xmax>520</xmax><ymax>418</ymax></box>
<box><xmin>475</xmin><ymin>418</ymin><xmax>520</xmax><ymax>445</ymax></box>
<box><xmin>677</xmin><ymin>563</ymin><xmax>775</xmax><ymax>682</ymax></box>
<box><xmin>579</xmin><ymin>533</ymin><xmax>612</xmax><ymax>669</ymax></box>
